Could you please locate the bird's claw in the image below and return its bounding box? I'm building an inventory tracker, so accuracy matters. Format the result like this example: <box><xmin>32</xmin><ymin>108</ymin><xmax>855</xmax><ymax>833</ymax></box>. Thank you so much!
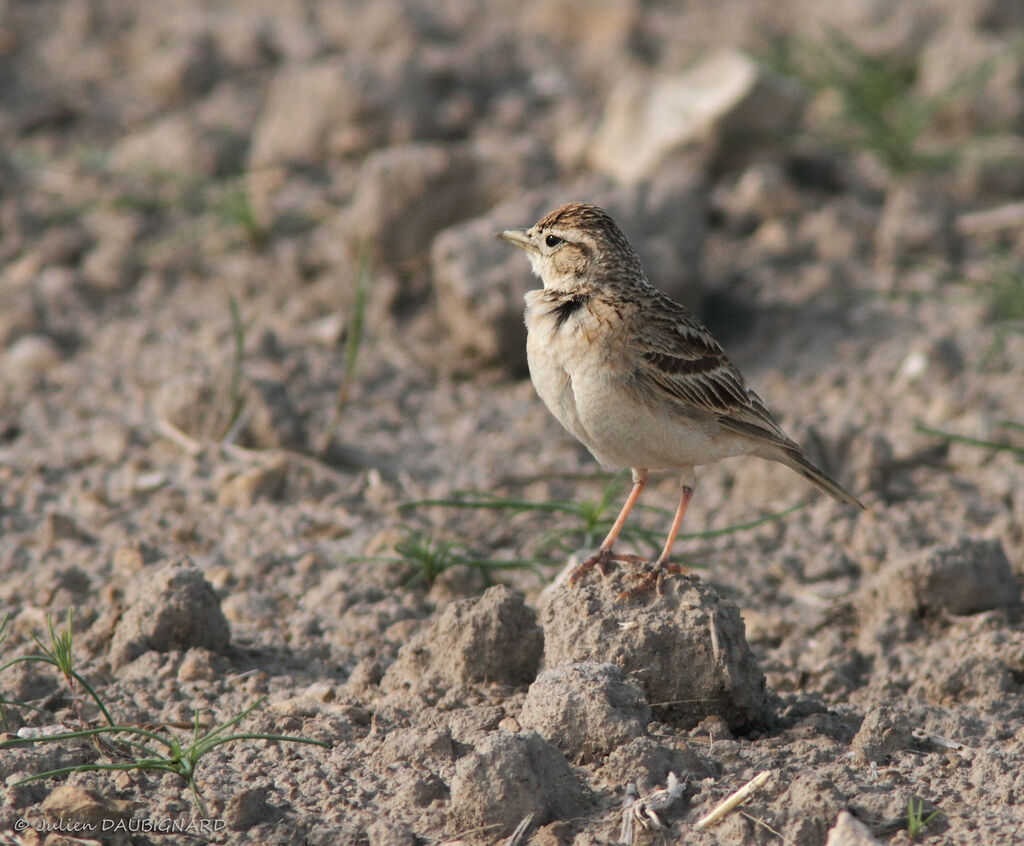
<box><xmin>568</xmin><ymin>549</ymin><xmax>647</xmax><ymax>586</ymax></box>
<box><xmin>615</xmin><ymin>560</ymin><xmax>689</xmax><ymax>601</ymax></box>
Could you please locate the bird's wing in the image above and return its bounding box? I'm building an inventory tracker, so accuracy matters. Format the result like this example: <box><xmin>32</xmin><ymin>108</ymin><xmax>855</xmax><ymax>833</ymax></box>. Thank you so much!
<box><xmin>634</xmin><ymin>294</ymin><xmax>800</xmax><ymax>452</ymax></box>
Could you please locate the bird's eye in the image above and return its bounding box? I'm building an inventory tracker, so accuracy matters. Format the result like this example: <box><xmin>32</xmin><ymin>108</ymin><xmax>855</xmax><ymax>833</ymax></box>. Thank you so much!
<box><xmin>545</xmin><ymin>234</ymin><xmax>563</xmax><ymax>248</ymax></box>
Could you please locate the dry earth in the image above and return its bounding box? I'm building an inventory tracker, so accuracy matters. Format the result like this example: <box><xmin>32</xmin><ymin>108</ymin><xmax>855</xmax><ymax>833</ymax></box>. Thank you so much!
<box><xmin>1</xmin><ymin>1</ymin><xmax>1023</xmax><ymax>845</ymax></box>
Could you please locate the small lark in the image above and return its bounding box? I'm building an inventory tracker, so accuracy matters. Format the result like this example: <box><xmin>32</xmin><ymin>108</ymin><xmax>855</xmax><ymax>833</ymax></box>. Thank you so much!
<box><xmin>499</xmin><ymin>202</ymin><xmax>863</xmax><ymax>594</ymax></box>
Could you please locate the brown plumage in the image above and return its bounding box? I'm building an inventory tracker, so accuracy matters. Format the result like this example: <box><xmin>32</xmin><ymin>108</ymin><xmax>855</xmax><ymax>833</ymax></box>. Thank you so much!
<box><xmin>498</xmin><ymin>202</ymin><xmax>863</xmax><ymax>594</ymax></box>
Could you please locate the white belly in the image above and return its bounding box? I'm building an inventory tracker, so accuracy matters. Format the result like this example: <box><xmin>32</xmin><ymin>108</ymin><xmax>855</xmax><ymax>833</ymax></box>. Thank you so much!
<box><xmin>525</xmin><ymin>290</ymin><xmax>754</xmax><ymax>471</ymax></box>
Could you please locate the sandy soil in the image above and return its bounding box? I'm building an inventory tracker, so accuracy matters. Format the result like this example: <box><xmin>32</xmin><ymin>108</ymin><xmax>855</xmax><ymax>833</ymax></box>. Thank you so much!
<box><xmin>1</xmin><ymin>1</ymin><xmax>1023</xmax><ymax>844</ymax></box>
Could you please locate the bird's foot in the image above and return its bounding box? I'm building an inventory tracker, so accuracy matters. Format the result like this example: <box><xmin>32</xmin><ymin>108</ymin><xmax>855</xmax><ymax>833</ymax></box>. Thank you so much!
<box><xmin>568</xmin><ymin>548</ymin><xmax>647</xmax><ymax>586</ymax></box>
<box><xmin>616</xmin><ymin>559</ymin><xmax>689</xmax><ymax>601</ymax></box>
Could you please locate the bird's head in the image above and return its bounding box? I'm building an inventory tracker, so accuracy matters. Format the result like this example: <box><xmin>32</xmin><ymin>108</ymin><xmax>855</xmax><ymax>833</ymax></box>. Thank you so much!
<box><xmin>497</xmin><ymin>202</ymin><xmax>642</xmax><ymax>294</ymax></box>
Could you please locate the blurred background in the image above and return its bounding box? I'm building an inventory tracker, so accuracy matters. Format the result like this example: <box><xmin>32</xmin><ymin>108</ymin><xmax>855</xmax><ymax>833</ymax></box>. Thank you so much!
<box><xmin>2</xmin><ymin>0</ymin><xmax>1022</xmax><ymax>386</ymax></box>
<box><xmin>2</xmin><ymin>0</ymin><xmax>1022</xmax><ymax>562</ymax></box>
<box><xmin>1</xmin><ymin>4</ymin><xmax>1023</xmax><ymax>842</ymax></box>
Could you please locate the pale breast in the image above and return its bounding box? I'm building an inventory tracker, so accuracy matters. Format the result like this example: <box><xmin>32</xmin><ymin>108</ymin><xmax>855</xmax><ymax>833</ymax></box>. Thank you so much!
<box><xmin>525</xmin><ymin>289</ymin><xmax>757</xmax><ymax>470</ymax></box>
<box><xmin>524</xmin><ymin>291</ymin><xmax>592</xmax><ymax>447</ymax></box>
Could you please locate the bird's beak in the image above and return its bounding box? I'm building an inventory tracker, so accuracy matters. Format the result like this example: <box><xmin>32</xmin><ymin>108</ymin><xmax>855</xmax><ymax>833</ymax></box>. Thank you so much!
<box><xmin>497</xmin><ymin>229</ymin><xmax>533</xmax><ymax>251</ymax></box>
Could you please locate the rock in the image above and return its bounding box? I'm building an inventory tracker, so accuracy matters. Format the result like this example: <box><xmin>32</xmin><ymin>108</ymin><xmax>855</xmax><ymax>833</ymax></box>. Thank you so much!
<box><xmin>865</xmin><ymin>537</ymin><xmax>1019</xmax><ymax>618</ymax></box>
<box><xmin>177</xmin><ymin>647</ymin><xmax>221</xmax><ymax>682</ymax></box>
<box><xmin>712</xmin><ymin>161</ymin><xmax>805</xmax><ymax>230</ymax></box>
<box><xmin>520</xmin><ymin>663</ymin><xmax>650</xmax><ymax>763</ymax></box>
<box><xmin>380</xmin><ymin>585</ymin><xmax>542</xmax><ymax>701</ymax></box>
<box><xmin>108</xmin><ymin>563</ymin><xmax>230</xmax><ymax>668</ymax></box>
<box><xmin>523</xmin><ymin>0</ymin><xmax>639</xmax><ymax>76</ymax></box>
<box><xmin>141</xmin><ymin>30</ymin><xmax>221</xmax><ymax>106</ymax></box>
<box><xmin>341</xmin><ymin>138</ymin><xmax>554</xmax><ymax>271</ymax></box>
<box><xmin>774</xmin><ymin>774</ymin><xmax>848</xmax><ymax>845</ymax></box>
<box><xmin>367</xmin><ymin>820</ymin><xmax>417</xmax><ymax>846</ymax></box>
<box><xmin>432</xmin><ymin>171</ymin><xmax>705</xmax><ymax>368</ymax></box>
<box><xmin>248</xmin><ymin>59</ymin><xmax>376</xmax><ymax>171</ymax></box>
<box><xmin>80</xmin><ymin>209</ymin><xmax>143</xmax><ymax>294</ymax></box>
<box><xmin>449</xmin><ymin>731</ymin><xmax>590</xmax><ymax>837</ymax></box>
<box><xmin>587</xmin><ymin>49</ymin><xmax>805</xmax><ymax>182</ymax></box>
<box><xmin>380</xmin><ymin>726</ymin><xmax>454</xmax><ymax>765</ymax></box>
<box><xmin>850</xmin><ymin>705</ymin><xmax>913</xmax><ymax>765</ymax></box>
<box><xmin>825</xmin><ymin>811</ymin><xmax>884</xmax><ymax>846</ymax></box>
<box><xmin>4</xmin><ymin>334</ymin><xmax>62</xmax><ymax>379</ymax></box>
<box><xmin>540</xmin><ymin>570</ymin><xmax>770</xmax><ymax>730</ymax></box>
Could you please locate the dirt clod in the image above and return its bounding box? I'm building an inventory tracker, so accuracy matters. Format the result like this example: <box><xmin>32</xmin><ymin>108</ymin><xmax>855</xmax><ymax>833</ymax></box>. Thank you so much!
<box><xmin>448</xmin><ymin>730</ymin><xmax>590</xmax><ymax>837</ymax></box>
<box><xmin>108</xmin><ymin>564</ymin><xmax>230</xmax><ymax>668</ymax></box>
<box><xmin>541</xmin><ymin>570</ymin><xmax>771</xmax><ymax>730</ymax></box>
<box><xmin>520</xmin><ymin>662</ymin><xmax>651</xmax><ymax>763</ymax></box>
<box><xmin>381</xmin><ymin>584</ymin><xmax>542</xmax><ymax>702</ymax></box>
<box><xmin>224</xmin><ymin>788</ymin><xmax>276</xmax><ymax>831</ymax></box>
<box><xmin>867</xmin><ymin>537</ymin><xmax>1020</xmax><ymax>618</ymax></box>
<box><xmin>850</xmin><ymin>705</ymin><xmax>914</xmax><ymax>764</ymax></box>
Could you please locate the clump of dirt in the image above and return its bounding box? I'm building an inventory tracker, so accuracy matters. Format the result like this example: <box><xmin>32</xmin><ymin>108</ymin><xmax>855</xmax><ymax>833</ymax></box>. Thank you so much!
<box><xmin>448</xmin><ymin>730</ymin><xmax>591</xmax><ymax>837</ymax></box>
<box><xmin>108</xmin><ymin>564</ymin><xmax>230</xmax><ymax>668</ymax></box>
<box><xmin>541</xmin><ymin>568</ymin><xmax>772</xmax><ymax>730</ymax></box>
<box><xmin>1</xmin><ymin>0</ymin><xmax>1023</xmax><ymax>843</ymax></box>
<box><xmin>380</xmin><ymin>584</ymin><xmax>542</xmax><ymax>703</ymax></box>
<box><xmin>520</xmin><ymin>662</ymin><xmax>650</xmax><ymax>764</ymax></box>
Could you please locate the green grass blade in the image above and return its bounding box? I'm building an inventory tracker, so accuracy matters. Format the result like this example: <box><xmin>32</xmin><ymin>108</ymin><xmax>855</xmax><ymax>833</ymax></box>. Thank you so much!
<box><xmin>916</xmin><ymin>424</ymin><xmax>1024</xmax><ymax>457</ymax></box>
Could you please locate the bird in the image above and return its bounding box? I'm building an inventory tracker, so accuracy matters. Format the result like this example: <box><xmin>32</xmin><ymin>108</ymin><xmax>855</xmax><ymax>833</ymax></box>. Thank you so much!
<box><xmin>498</xmin><ymin>202</ymin><xmax>864</xmax><ymax>595</ymax></box>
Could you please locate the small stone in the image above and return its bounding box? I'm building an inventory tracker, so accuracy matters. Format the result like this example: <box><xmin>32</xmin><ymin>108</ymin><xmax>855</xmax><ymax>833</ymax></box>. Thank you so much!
<box><xmin>140</xmin><ymin>31</ymin><xmax>221</xmax><ymax>107</ymax></box>
<box><xmin>346</xmin><ymin>658</ymin><xmax>384</xmax><ymax>693</ymax></box>
<box><xmin>112</xmin><ymin>546</ymin><xmax>146</xmax><ymax>577</ymax></box>
<box><xmin>825</xmin><ymin>811</ymin><xmax>884</xmax><ymax>846</ymax></box>
<box><xmin>865</xmin><ymin>537</ymin><xmax>1019</xmax><ymax>618</ymax></box>
<box><xmin>875</xmin><ymin>182</ymin><xmax>957</xmax><ymax>264</ymax></box>
<box><xmin>110</xmin><ymin>114</ymin><xmax>220</xmax><ymax>177</ymax></box>
<box><xmin>41</xmin><ymin>784</ymin><xmax>134</xmax><ymax>830</ymax></box>
<box><xmin>5</xmin><ymin>334</ymin><xmax>61</xmax><ymax>379</ymax></box>
<box><xmin>249</xmin><ymin>59</ymin><xmax>372</xmax><ymax>170</ymax></box>
<box><xmin>380</xmin><ymin>727</ymin><xmax>453</xmax><ymax>764</ymax></box>
<box><xmin>366</xmin><ymin>819</ymin><xmax>416</xmax><ymax>846</ymax></box>
<box><xmin>39</xmin><ymin>512</ymin><xmax>89</xmax><ymax>547</ymax></box>
<box><xmin>341</xmin><ymin>138</ymin><xmax>554</xmax><ymax>271</ymax></box>
<box><xmin>588</xmin><ymin>49</ymin><xmax>805</xmax><ymax>182</ymax></box>
<box><xmin>224</xmin><ymin>788</ymin><xmax>274</xmax><ymax>831</ymax></box>
<box><xmin>217</xmin><ymin>457</ymin><xmax>289</xmax><ymax>507</ymax></box>
<box><xmin>599</xmin><ymin>736</ymin><xmax>709</xmax><ymax>793</ymax></box>
<box><xmin>177</xmin><ymin>647</ymin><xmax>218</xmax><ymax>682</ymax></box>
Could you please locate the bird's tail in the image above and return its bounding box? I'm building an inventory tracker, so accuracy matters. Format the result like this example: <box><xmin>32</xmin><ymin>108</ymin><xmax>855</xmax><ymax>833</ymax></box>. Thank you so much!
<box><xmin>778</xmin><ymin>448</ymin><xmax>865</xmax><ymax>509</ymax></box>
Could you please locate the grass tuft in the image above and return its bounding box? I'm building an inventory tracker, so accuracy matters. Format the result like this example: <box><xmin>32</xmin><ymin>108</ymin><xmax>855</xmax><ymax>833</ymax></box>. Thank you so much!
<box><xmin>0</xmin><ymin>614</ymin><xmax>329</xmax><ymax>816</ymax></box>
<box><xmin>907</xmin><ymin>797</ymin><xmax>939</xmax><ymax>840</ymax></box>
<box><xmin>916</xmin><ymin>422</ymin><xmax>1024</xmax><ymax>459</ymax></box>
<box><xmin>320</xmin><ymin>243</ymin><xmax>372</xmax><ymax>454</ymax></box>
<box><xmin>768</xmin><ymin>30</ymin><xmax>999</xmax><ymax>173</ymax></box>
<box><xmin>395</xmin><ymin>474</ymin><xmax>807</xmax><ymax>586</ymax></box>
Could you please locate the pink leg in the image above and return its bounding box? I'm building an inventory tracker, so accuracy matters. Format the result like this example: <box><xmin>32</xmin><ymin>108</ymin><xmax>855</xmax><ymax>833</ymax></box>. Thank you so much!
<box><xmin>618</xmin><ymin>484</ymin><xmax>694</xmax><ymax>599</ymax></box>
<box><xmin>568</xmin><ymin>469</ymin><xmax>648</xmax><ymax>585</ymax></box>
